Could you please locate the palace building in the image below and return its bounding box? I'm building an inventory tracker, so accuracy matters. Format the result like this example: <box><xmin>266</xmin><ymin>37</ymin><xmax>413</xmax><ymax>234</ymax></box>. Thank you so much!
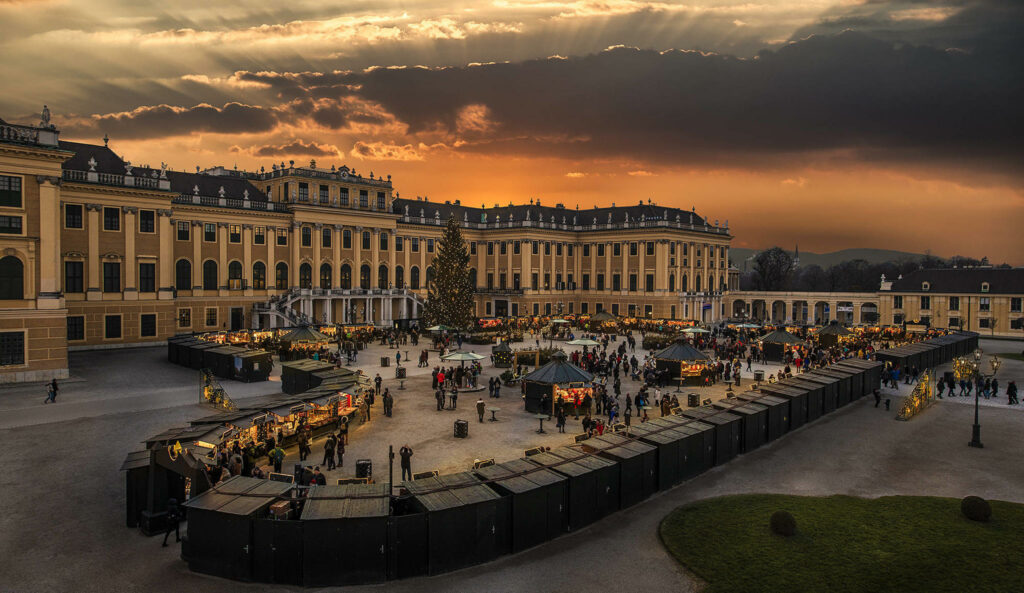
<box><xmin>0</xmin><ymin>115</ymin><xmax>731</xmax><ymax>383</ymax></box>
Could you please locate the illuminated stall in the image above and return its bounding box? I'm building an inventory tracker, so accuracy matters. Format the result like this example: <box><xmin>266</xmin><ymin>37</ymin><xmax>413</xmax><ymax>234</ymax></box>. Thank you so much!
<box><xmin>520</xmin><ymin>351</ymin><xmax>594</xmax><ymax>414</ymax></box>
<box><xmin>757</xmin><ymin>330</ymin><xmax>804</xmax><ymax>362</ymax></box>
<box><xmin>653</xmin><ymin>339</ymin><xmax>712</xmax><ymax>387</ymax></box>
<box><xmin>815</xmin><ymin>322</ymin><xmax>854</xmax><ymax>348</ymax></box>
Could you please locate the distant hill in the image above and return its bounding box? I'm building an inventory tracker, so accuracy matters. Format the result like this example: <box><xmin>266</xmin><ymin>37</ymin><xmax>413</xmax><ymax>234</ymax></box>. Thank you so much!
<box><xmin>730</xmin><ymin>248</ymin><xmax>931</xmax><ymax>271</ymax></box>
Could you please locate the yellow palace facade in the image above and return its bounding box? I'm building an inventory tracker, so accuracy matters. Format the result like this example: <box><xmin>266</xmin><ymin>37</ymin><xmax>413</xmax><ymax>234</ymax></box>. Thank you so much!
<box><xmin>0</xmin><ymin>116</ymin><xmax>731</xmax><ymax>383</ymax></box>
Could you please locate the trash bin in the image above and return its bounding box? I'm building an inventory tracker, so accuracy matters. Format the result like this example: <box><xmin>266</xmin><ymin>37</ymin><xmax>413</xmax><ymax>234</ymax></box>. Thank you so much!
<box><xmin>754</xmin><ymin>370</ymin><xmax>765</xmax><ymax>382</ymax></box>
<box><xmin>395</xmin><ymin>366</ymin><xmax>407</xmax><ymax>379</ymax></box>
<box><xmin>687</xmin><ymin>393</ymin><xmax>700</xmax><ymax>407</ymax></box>
<box><xmin>380</xmin><ymin>356</ymin><xmax>390</xmax><ymax>367</ymax></box>
<box><xmin>454</xmin><ymin>420</ymin><xmax>469</xmax><ymax>438</ymax></box>
<box><xmin>356</xmin><ymin>459</ymin><xmax>373</xmax><ymax>479</ymax></box>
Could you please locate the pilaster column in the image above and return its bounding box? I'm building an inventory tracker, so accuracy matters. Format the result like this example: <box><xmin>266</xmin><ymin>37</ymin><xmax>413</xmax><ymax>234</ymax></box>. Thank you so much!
<box><xmin>158</xmin><ymin>210</ymin><xmax>174</xmax><ymax>299</ymax></box>
<box><xmin>537</xmin><ymin>242</ymin><xmax>545</xmax><ymax>291</ymax></box>
<box><xmin>192</xmin><ymin>221</ymin><xmax>202</xmax><ymax>291</ymax></box>
<box><xmin>123</xmin><ymin>206</ymin><xmax>138</xmax><ymax>300</ymax></box>
<box><xmin>477</xmin><ymin>240</ymin><xmax>486</xmax><ymax>288</ymax></box>
<box><xmin>402</xmin><ymin>233</ymin><xmax>410</xmax><ymax>289</ymax></box>
<box><xmin>266</xmin><ymin>225</ymin><xmax>276</xmax><ymax>291</ymax></box>
<box><xmin>243</xmin><ymin>224</ymin><xmax>253</xmax><ymax>296</ymax></box>
<box><xmin>218</xmin><ymin>222</ymin><xmax>228</xmax><ymax>292</ymax></box>
<box><xmin>353</xmin><ymin>226</ymin><xmax>363</xmax><ymax>288</ymax></box>
<box><xmin>604</xmin><ymin>242</ymin><xmax>611</xmax><ymax>294</ymax></box>
<box><xmin>86</xmin><ymin>203</ymin><xmax>102</xmax><ymax>300</ymax></box>
<box><xmin>290</xmin><ymin>222</ymin><xmax>300</xmax><ymax>288</ymax></box>
<box><xmin>506</xmin><ymin>240</ymin><xmax>513</xmax><ymax>290</ymax></box>
<box><xmin>388</xmin><ymin>229</ymin><xmax>396</xmax><ymax>289</ymax></box>
<box><xmin>638</xmin><ymin>243</ymin><xmax>645</xmax><ymax>294</ymax></box>
<box><xmin>371</xmin><ymin>228</ymin><xmax>380</xmax><ymax>289</ymax></box>
<box><xmin>36</xmin><ymin>176</ymin><xmax>61</xmax><ymax>305</ymax></box>
<box><xmin>333</xmin><ymin>225</ymin><xmax>342</xmax><ymax>287</ymax></box>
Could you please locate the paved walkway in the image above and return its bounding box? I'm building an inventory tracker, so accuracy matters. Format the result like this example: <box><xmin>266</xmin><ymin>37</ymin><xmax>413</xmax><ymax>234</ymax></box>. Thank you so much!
<box><xmin>1</xmin><ymin>337</ymin><xmax>1021</xmax><ymax>592</ymax></box>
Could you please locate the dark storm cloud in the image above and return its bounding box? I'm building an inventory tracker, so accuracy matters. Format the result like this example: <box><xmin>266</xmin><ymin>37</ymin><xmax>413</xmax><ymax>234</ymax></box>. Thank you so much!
<box><xmin>334</xmin><ymin>25</ymin><xmax>1021</xmax><ymax>170</ymax></box>
<box><xmin>246</xmin><ymin>139</ymin><xmax>339</xmax><ymax>157</ymax></box>
<box><xmin>72</xmin><ymin>102</ymin><xmax>279</xmax><ymax>139</ymax></box>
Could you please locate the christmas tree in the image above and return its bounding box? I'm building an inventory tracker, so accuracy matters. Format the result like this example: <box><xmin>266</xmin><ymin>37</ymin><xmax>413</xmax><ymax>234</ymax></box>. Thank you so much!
<box><xmin>422</xmin><ymin>215</ymin><xmax>476</xmax><ymax>328</ymax></box>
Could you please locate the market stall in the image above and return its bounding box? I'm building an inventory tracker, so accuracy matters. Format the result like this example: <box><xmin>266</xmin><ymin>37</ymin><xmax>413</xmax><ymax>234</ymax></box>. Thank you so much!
<box><xmin>652</xmin><ymin>339</ymin><xmax>712</xmax><ymax>387</ymax></box>
<box><xmin>279</xmin><ymin>325</ymin><xmax>331</xmax><ymax>361</ymax></box>
<box><xmin>815</xmin><ymin>322</ymin><xmax>854</xmax><ymax>348</ymax></box>
<box><xmin>581</xmin><ymin>433</ymin><xmax>657</xmax><ymax>507</ymax></box>
<box><xmin>474</xmin><ymin>459</ymin><xmax>568</xmax><ymax>552</ymax></box>
<box><xmin>757</xmin><ymin>330</ymin><xmax>805</xmax><ymax>362</ymax></box>
<box><xmin>524</xmin><ymin>447</ymin><xmax>620</xmax><ymax>530</ymax></box>
<box><xmin>586</xmin><ymin>310</ymin><xmax>619</xmax><ymax>332</ymax></box>
<box><xmin>491</xmin><ymin>341</ymin><xmax>514</xmax><ymax>368</ymax></box>
<box><xmin>301</xmin><ymin>483</ymin><xmax>390</xmax><ymax>586</ymax></box>
<box><xmin>280</xmin><ymin>359</ymin><xmax>336</xmax><ymax>395</ymax></box>
<box><xmin>520</xmin><ymin>351</ymin><xmax>594</xmax><ymax>414</ymax></box>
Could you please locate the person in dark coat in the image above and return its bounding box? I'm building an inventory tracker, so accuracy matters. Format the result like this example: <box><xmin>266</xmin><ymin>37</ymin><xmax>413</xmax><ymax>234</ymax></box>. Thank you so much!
<box><xmin>323</xmin><ymin>434</ymin><xmax>336</xmax><ymax>471</ymax></box>
<box><xmin>399</xmin><ymin>445</ymin><xmax>413</xmax><ymax>481</ymax></box>
<box><xmin>162</xmin><ymin>498</ymin><xmax>181</xmax><ymax>547</ymax></box>
<box><xmin>477</xmin><ymin>397</ymin><xmax>486</xmax><ymax>422</ymax></box>
<box><xmin>312</xmin><ymin>467</ymin><xmax>327</xmax><ymax>485</ymax></box>
<box><xmin>336</xmin><ymin>435</ymin><xmax>345</xmax><ymax>467</ymax></box>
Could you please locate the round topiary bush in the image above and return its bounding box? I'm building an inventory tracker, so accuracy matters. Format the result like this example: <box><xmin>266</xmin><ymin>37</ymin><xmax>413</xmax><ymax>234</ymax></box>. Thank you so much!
<box><xmin>961</xmin><ymin>496</ymin><xmax>992</xmax><ymax>522</ymax></box>
<box><xmin>770</xmin><ymin>510</ymin><xmax>797</xmax><ymax>537</ymax></box>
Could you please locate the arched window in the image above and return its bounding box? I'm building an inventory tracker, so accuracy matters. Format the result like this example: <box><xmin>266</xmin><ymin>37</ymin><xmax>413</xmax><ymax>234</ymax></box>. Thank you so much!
<box><xmin>275</xmin><ymin>262</ymin><xmax>288</xmax><ymax>290</ymax></box>
<box><xmin>669</xmin><ymin>274</ymin><xmax>675</xmax><ymax>292</ymax></box>
<box><xmin>252</xmin><ymin>262</ymin><xmax>266</xmax><ymax>290</ymax></box>
<box><xmin>720</xmin><ymin>276</ymin><xmax>726</xmax><ymax>291</ymax></box>
<box><xmin>469</xmin><ymin>268</ymin><xmax>477</xmax><ymax>288</ymax></box>
<box><xmin>360</xmin><ymin>264</ymin><xmax>371</xmax><ymax>289</ymax></box>
<box><xmin>175</xmin><ymin>259</ymin><xmax>191</xmax><ymax>291</ymax></box>
<box><xmin>425</xmin><ymin>266</ymin><xmax>435</xmax><ymax>287</ymax></box>
<box><xmin>228</xmin><ymin>261</ymin><xmax>242</xmax><ymax>289</ymax></box>
<box><xmin>320</xmin><ymin>263</ymin><xmax>332</xmax><ymax>289</ymax></box>
<box><xmin>299</xmin><ymin>263</ymin><xmax>312</xmax><ymax>289</ymax></box>
<box><xmin>202</xmin><ymin>260</ymin><xmax>218</xmax><ymax>290</ymax></box>
<box><xmin>410</xmin><ymin>266</ymin><xmax>420</xmax><ymax>290</ymax></box>
<box><xmin>694</xmin><ymin>274</ymin><xmax>701</xmax><ymax>292</ymax></box>
<box><xmin>0</xmin><ymin>256</ymin><xmax>24</xmax><ymax>299</ymax></box>
<box><xmin>378</xmin><ymin>265</ymin><xmax>388</xmax><ymax>289</ymax></box>
<box><xmin>681</xmin><ymin>274</ymin><xmax>688</xmax><ymax>292</ymax></box>
<box><xmin>340</xmin><ymin>264</ymin><xmax>352</xmax><ymax>289</ymax></box>
<box><xmin>395</xmin><ymin>266</ymin><xmax>404</xmax><ymax>289</ymax></box>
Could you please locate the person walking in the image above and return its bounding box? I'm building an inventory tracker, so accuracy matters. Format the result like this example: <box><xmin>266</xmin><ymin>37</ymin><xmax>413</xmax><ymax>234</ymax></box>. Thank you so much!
<box><xmin>374</xmin><ymin>373</ymin><xmax>383</xmax><ymax>399</ymax></box>
<box><xmin>477</xmin><ymin>397</ymin><xmax>486</xmax><ymax>422</ymax></box>
<box><xmin>435</xmin><ymin>388</ymin><xmax>445</xmax><ymax>411</ymax></box>
<box><xmin>873</xmin><ymin>388</ymin><xmax>881</xmax><ymax>408</ymax></box>
<box><xmin>399</xmin><ymin>445</ymin><xmax>413</xmax><ymax>481</ymax></box>
<box><xmin>556</xmin><ymin>409</ymin><xmax>566</xmax><ymax>433</ymax></box>
<box><xmin>335</xmin><ymin>436</ymin><xmax>345</xmax><ymax>468</ymax></box>
<box><xmin>450</xmin><ymin>387</ymin><xmax>458</xmax><ymax>410</ymax></box>
<box><xmin>1007</xmin><ymin>381</ymin><xmax>1018</xmax><ymax>405</ymax></box>
<box><xmin>270</xmin><ymin>444</ymin><xmax>285</xmax><ymax>473</ymax></box>
<box><xmin>162</xmin><ymin>498</ymin><xmax>181</xmax><ymax>547</ymax></box>
<box><xmin>323</xmin><ymin>434</ymin><xmax>336</xmax><ymax>471</ymax></box>
<box><xmin>43</xmin><ymin>382</ymin><xmax>56</xmax><ymax>404</ymax></box>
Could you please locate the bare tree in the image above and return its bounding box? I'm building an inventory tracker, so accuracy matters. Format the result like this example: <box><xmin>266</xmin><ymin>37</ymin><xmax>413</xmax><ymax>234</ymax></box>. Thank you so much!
<box><xmin>752</xmin><ymin>247</ymin><xmax>794</xmax><ymax>290</ymax></box>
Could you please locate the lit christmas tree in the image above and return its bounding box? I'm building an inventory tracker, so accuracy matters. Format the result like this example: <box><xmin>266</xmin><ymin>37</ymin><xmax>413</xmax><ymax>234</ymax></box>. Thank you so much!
<box><xmin>422</xmin><ymin>215</ymin><xmax>475</xmax><ymax>328</ymax></box>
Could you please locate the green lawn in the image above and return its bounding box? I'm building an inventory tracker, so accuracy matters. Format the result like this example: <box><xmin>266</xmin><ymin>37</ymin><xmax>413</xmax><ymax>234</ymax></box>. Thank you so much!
<box><xmin>659</xmin><ymin>494</ymin><xmax>1024</xmax><ymax>593</ymax></box>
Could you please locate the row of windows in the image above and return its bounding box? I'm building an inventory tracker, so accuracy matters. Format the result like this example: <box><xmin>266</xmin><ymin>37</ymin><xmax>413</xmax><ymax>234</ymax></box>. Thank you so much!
<box><xmin>892</xmin><ymin>295</ymin><xmax>1021</xmax><ymax>313</ymax></box>
<box><xmin>170</xmin><ymin>260</ymin><xmax>435</xmax><ymax>291</ymax></box>
<box><xmin>483</xmin><ymin>301</ymin><xmax>681</xmax><ymax>320</ymax></box>
<box><xmin>64</xmin><ymin>314</ymin><xmax>157</xmax><ymax>341</ymax></box>
<box><xmin>62</xmin><ymin>204</ymin><xmax>156</xmax><ymax>233</ymax></box>
<box><xmin>279</xmin><ymin>182</ymin><xmax>386</xmax><ymax>210</ymax></box>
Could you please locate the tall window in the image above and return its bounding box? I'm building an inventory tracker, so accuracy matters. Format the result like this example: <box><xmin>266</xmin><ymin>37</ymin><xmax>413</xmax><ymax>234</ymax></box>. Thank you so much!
<box><xmin>920</xmin><ymin>295</ymin><xmax>931</xmax><ymax>310</ymax></box>
<box><xmin>339</xmin><ymin>187</ymin><xmax>349</xmax><ymax>206</ymax></box>
<box><xmin>252</xmin><ymin>262</ymin><xmax>266</xmax><ymax>290</ymax></box>
<box><xmin>301</xmin><ymin>226</ymin><xmax>312</xmax><ymax>247</ymax></box>
<box><xmin>340</xmin><ymin>264</ymin><xmax>351</xmax><ymax>289</ymax></box>
<box><xmin>0</xmin><ymin>175</ymin><xmax>22</xmax><ymax>207</ymax></box>
<box><xmin>65</xmin><ymin>204</ymin><xmax>83</xmax><ymax>229</ymax></box>
<box><xmin>175</xmin><ymin>259</ymin><xmax>191</xmax><ymax>290</ymax></box>
<box><xmin>319</xmin><ymin>185</ymin><xmax>329</xmax><ymax>203</ymax></box>
<box><xmin>0</xmin><ymin>256</ymin><xmax>24</xmax><ymax>299</ymax></box>
<box><xmin>359</xmin><ymin>190</ymin><xmax>368</xmax><ymax>208</ymax></box>
<box><xmin>103</xmin><ymin>262</ymin><xmax>120</xmax><ymax>292</ymax></box>
<box><xmin>410</xmin><ymin>266</ymin><xmax>420</xmax><ymax>289</ymax></box>
<box><xmin>378</xmin><ymin>265</ymin><xmax>389</xmax><ymax>289</ymax></box>
<box><xmin>395</xmin><ymin>266</ymin><xmax>404</xmax><ymax>289</ymax></box>
<box><xmin>275</xmin><ymin>262</ymin><xmax>288</xmax><ymax>289</ymax></box>
<box><xmin>140</xmin><ymin>313</ymin><xmax>157</xmax><ymax>337</ymax></box>
<box><xmin>103</xmin><ymin>207</ymin><xmax>120</xmax><ymax>231</ymax></box>
<box><xmin>979</xmin><ymin>297</ymin><xmax>990</xmax><ymax>312</ymax></box>
<box><xmin>360</xmin><ymin>264</ymin><xmax>371</xmax><ymax>289</ymax></box>
<box><xmin>299</xmin><ymin>263</ymin><xmax>312</xmax><ymax>289</ymax></box>
<box><xmin>379</xmin><ymin>232</ymin><xmax>389</xmax><ymax>251</ymax></box>
<box><xmin>361</xmin><ymin>231</ymin><xmax>371</xmax><ymax>250</ymax></box>
<box><xmin>376</xmin><ymin>192</ymin><xmax>386</xmax><ymax>210</ymax></box>
<box><xmin>948</xmin><ymin>296</ymin><xmax>960</xmax><ymax>311</ymax></box>
<box><xmin>343</xmin><ymin>230</ymin><xmax>352</xmax><ymax>249</ymax></box>
<box><xmin>254</xmin><ymin>226</ymin><xmax>265</xmax><ymax>245</ymax></box>
<box><xmin>228</xmin><ymin>261</ymin><xmax>242</xmax><ymax>289</ymax></box>
<box><xmin>298</xmin><ymin>182</ymin><xmax>309</xmax><ymax>201</ymax></box>
<box><xmin>597</xmin><ymin>244</ymin><xmax>605</xmax><ymax>257</ymax></box>
<box><xmin>202</xmin><ymin>260</ymin><xmax>218</xmax><ymax>290</ymax></box>
<box><xmin>0</xmin><ymin>331</ymin><xmax>25</xmax><ymax>365</ymax></box>
<box><xmin>139</xmin><ymin>210</ymin><xmax>155</xmax><ymax>233</ymax></box>
<box><xmin>276</xmin><ymin>229</ymin><xmax>288</xmax><ymax>246</ymax></box>
<box><xmin>395</xmin><ymin>236</ymin><xmax>404</xmax><ymax>252</ymax></box>
<box><xmin>64</xmin><ymin>261</ymin><xmax>84</xmax><ymax>294</ymax></box>
<box><xmin>204</xmin><ymin>223</ymin><xmax>216</xmax><ymax>242</ymax></box>
<box><xmin>320</xmin><ymin>263</ymin><xmax>332</xmax><ymax>289</ymax></box>
<box><xmin>646</xmin><ymin>242</ymin><xmax>654</xmax><ymax>256</ymax></box>
<box><xmin>229</xmin><ymin>224</ymin><xmax>241</xmax><ymax>243</ymax></box>
<box><xmin>613</xmin><ymin>243</ymin><xmax>621</xmax><ymax>257</ymax></box>
<box><xmin>427</xmin><ymin>239</ymin><xmax>434</xmax><ymax>253</ymax></box>
<box><xmin>139</xmin><ymin>263</ymin><xmax>156</xmax><ymax>292</ymax></box>
<box><xmin>322</xmin><ymin>227</ymin><xmax>332</xmax><ymax>248</ymax></box>
<box><xmin>176</xmin><ymin>221</ymin><xmax>190</xmax><ymax>241</ymax></box>
<box><xmin>104</xmin><ymin>315</ymin><xmax>121</xmax><ymax>339</ymax></box>
<box><xmin>67</xmin><ymin>316</ymin><xmax>85</xmax><ymax>341</ymax></box>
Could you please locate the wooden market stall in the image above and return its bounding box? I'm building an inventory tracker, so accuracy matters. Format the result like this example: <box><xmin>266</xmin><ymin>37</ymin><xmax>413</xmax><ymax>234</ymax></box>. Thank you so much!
<box><xmin>520</xmin><ymin>351</ymin><xmax>594</xmax><ymax>414</ymax></box>
<box><xmin>652</xmin><ymin>339</ymin><xmax>712</xmax><ymax>387</ymax></box>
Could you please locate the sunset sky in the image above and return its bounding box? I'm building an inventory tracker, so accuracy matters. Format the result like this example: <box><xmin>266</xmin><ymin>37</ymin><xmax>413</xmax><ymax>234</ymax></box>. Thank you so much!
<box><xmin>2</xmin><ymin>0</ymin><xmax>1021</xmax><ymax>262</ymax></box>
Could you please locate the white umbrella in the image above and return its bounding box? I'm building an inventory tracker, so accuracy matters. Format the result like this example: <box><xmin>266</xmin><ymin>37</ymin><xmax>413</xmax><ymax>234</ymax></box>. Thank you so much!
<box><xmin>441</xmin><ymin>351</ymin><xmax>485</xmax><ymax>361</ymax></box>
<box><xmin>550</xmin><ymin>319</ymin><xmax>571</xmax><ymax>324</ymax></box>
<box><xmin>684</xmin><ymin>327</ymin><xmax>711</xmax><ymax>334</ymax></box>
<box><xmin>567</xmin><ymin>338</ymin><xmax>601</xmax><ymax>346</ymax></box>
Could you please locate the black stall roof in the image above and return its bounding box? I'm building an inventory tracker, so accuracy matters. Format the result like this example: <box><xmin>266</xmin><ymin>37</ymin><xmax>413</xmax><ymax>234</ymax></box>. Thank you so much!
<box><xmin>653</xmin><ymin>339</ymin><xmax>710</xmax><ymax>362</ymax></box>
<box><xmin>120</xmin><ymin>450</ymin><xmax>150</xmax><ymax>471</ymax></box>
<box><xmin>816</xmin><ymin>323</ymin><xmax>852</xmax><ymax>336</ymax></box>
<box><xmin>527</xmin><ymin>447</ymin><xmax>615</xmax><ymax>476</ymax></box>
<box><xmin>281</xmin><ymin>326</ymin><xmax>330</xmax><ymax>344</ymax></box>
<box><xmin>521</xmin><ymin>351</ymin><xmax>594</xmax><ymax>385</ymax></box>
<box><xmin>477</xmin><ymin>458</ymin><xmax>565</xmax><ymax>493</ymax></box>
<box><xmin>758</xmin><ymin>330</ymin><xmax>804</xmax><ymax>345</ymax></box>
<box><xmin>587</xmin><ymin>432</ymin><xmax>655</xmax><ymax>457</ymax></box>
<box><xmin>589</xmin><ymin>311</ymin><xmax>619</xmax><ymax>323</ymax></box>
<box><xmin>183</xmin><ymin>475</ymin><xmax>291</xmax><ymax>515</ymax></box>
<box><xmin>492</xmin><ymin>341</ymin><xmax>513</xmax><ymax>352</ymax></box>
<box><xmin>404</xmin><ymin>472</ymin><xmax>500</xmax><ymax>511</ymax></box>
<box><xmin>302</xmin><ymin>483</ymin><xmax>390</xmax><ymax>520</ymax></box>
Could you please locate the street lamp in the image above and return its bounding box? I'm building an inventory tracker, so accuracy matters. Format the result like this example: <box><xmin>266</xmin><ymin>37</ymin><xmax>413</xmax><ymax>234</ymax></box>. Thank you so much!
<box><xmin>968</xmin><ymin>348</ymin><xmax>984</xmax><ymax>448</ymax></box>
